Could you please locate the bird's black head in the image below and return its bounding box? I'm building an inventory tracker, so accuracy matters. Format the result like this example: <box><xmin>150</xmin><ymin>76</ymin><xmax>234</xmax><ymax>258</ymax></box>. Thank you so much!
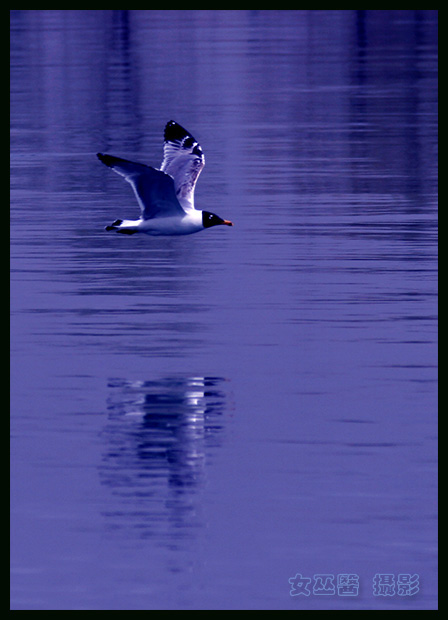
<box><xmin>202</xmin><ymin>211</ymin><xmax>233</xmax><ymax>229</ymax></box>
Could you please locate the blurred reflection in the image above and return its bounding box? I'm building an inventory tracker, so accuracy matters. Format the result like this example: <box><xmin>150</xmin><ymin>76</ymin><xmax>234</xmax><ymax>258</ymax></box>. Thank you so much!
<box><xmin>99</xmin><ymin>376</ymin><xmax>230</xmax><ymax>539</ymax></box>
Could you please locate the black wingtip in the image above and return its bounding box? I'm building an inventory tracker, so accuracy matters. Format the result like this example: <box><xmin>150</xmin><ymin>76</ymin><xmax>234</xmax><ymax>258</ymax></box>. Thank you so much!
<box><xmin>97</xmin><ymin>153</ymin><xmax>114</xmax><ymax>167</ymax></box>
<box><xmin>164</xmin><ymin>120</ymin><xmax>193</xmax><ymax>143</ymax></box>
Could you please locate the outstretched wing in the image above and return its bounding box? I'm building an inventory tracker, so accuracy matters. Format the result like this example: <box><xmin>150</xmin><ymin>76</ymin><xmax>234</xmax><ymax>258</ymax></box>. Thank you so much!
<box><xmin>160</xmin><ymin>120</ymin><xmax>205</xmax><ymax>212</ymax></box>
<box><xmin>97</xmin><ymin>153</ymin><xmax>186</xmax><ymax>220</ymax></box>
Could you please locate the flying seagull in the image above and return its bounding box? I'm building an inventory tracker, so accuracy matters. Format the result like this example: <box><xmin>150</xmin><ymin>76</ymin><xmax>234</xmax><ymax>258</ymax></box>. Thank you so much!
<box><xmin>97</xmin><ymin>121</ymin><xmax>233</xmax><ymax>236</ymax></box>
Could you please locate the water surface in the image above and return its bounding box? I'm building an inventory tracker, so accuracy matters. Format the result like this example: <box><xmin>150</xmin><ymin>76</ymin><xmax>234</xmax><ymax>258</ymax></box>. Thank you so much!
<box><xmin>11</xmin><ymin>10</ymin><xmax>437</xmax><ymax>610</ymax></box>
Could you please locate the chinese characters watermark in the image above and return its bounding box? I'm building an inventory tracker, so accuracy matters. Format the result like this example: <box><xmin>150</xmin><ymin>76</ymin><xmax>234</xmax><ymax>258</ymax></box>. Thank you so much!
<box><xmin>289</xmin><ymin>573</ymin><xmax>419</xmax><ymax>597</ymax></box>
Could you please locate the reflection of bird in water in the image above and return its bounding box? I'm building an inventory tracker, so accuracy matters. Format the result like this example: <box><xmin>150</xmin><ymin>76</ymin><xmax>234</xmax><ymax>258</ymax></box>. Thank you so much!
<box><xmin>100</xmin><ymin>376</ymin><xmax>231</xmax><ymax>544</ymax></box>
<box><xmin>104</xmin><ymin>376</ymin><xmax>229</xmax><ymax>491</ymax></box>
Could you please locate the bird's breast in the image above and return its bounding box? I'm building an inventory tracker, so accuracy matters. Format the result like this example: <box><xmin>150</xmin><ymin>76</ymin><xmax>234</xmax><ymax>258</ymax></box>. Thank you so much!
<box><xmin>140</xmin><ymin>213</ymin><xmax>202</xmax><ymax>236</ymax></box>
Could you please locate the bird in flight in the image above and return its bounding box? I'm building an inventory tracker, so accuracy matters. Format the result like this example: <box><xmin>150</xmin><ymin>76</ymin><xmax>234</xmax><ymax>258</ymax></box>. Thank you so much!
<box><xmin>98</xmin><ymin>121</ymin><xmax>233</xmax><ymax>236</ymax></box>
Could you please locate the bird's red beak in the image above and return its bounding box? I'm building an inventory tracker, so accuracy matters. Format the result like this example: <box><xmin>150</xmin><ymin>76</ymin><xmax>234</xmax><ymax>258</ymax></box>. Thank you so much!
<box><xmin>222</xmin><ymin>220</ymin><xmax>233</xmax><ymax>226</ymax></box>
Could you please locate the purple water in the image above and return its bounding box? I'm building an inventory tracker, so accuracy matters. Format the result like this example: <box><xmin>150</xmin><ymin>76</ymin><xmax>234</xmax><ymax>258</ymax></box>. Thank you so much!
<box><xmin>11</xmin><ymin>10</ymin><xmax>437</xmax><ymax>610</ymax></box>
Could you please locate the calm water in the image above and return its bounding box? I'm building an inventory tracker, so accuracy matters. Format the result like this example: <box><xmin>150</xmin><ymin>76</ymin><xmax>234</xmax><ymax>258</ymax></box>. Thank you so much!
<box><xmin>10</xmin><ymin>10</ymin><xmax>437</xmax><ymax>610</ymax></box>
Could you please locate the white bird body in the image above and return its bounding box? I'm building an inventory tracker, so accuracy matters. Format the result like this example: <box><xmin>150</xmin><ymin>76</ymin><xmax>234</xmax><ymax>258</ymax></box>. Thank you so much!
<box><xmin>112</xmin><ymin>211</ymin><xmax>204</xmax><ymax>236</ymax></box>
<box><xmin>98</xmin><ymin>121</ymin><xmax>233</xmax><ymax>236</ymax></box>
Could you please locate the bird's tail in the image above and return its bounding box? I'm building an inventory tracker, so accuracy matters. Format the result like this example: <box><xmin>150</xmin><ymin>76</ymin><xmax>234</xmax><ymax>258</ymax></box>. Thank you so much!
<box><xmin>105</xmin><ymin>219</ymin><xmax>138</xmax><ymax>235</ymax></box>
